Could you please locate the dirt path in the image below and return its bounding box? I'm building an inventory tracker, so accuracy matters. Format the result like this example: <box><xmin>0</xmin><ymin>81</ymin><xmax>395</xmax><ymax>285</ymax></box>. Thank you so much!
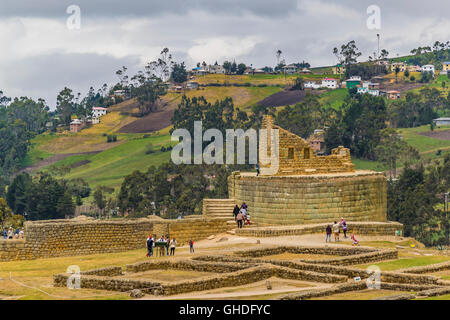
<box><xmin>419</xmin><ymin>129</ymin><xmax>450</xmax><ymax>140</ymax></box>
<box><xmin>18</xmin><ymin>151</ymin><xmax>101</xmax><ymax>175</ymax></box>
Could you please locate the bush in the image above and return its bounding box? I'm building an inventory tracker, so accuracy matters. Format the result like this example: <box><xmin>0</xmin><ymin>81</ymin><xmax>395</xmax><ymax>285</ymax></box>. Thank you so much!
<box><xmin>410</xmin><ymin>76</ymin><xmax>415</xmax><ymax>81</ymax></box>
<box><xmin>145</xmin><ymin>143</ymin><xmax>155</xmax><ymax>154</ymax></box>
<box><xmin>4</xmin><ymin>214</ymin><xmax>25</xmax><ymax>229</ymax></box>
<box><xmin>107</xmin><ymin>135</ymin><xmax>117</xmax><ymax>143</ymax></box>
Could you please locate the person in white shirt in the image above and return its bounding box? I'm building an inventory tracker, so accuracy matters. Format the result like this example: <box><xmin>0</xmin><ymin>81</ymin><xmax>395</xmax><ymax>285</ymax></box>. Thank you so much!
<box><xmin>169</xmin><ymin>238</ymin><xmax>177</xmax><ymax>256</ymax></box>
<box><xmin>332</xmin><ymin>221</ymin><xmax>340</xmax><ymax>242</ymax></box>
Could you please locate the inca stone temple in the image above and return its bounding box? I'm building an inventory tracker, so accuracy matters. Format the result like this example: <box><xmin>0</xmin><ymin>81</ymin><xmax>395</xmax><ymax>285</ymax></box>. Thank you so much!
<box><xmin>228</xmin><ymin>116</ymin><xmax>387</xmax><ymax>225</ymax></box>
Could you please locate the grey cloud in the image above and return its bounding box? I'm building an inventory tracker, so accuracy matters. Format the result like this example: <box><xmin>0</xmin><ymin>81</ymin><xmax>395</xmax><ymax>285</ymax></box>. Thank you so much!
<box><xmin>0</xmin><ymin>53</ymin><xmax>141</xmax><ymax>107</ymax></box>
<box><xmin>0</xmin><ymin>0</ymin><xmax>299</xmax><ymax>18</ymax></box>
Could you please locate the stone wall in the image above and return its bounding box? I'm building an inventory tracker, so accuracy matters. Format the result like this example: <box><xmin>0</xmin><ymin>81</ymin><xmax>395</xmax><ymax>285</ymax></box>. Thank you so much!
<box><xmin>235</xmin><ymin>221</ymin><xmax>403</xmax><ymax>237</ymax></box>
<box><xmin>0</xmin><ymin>216</ymin><xmax>232</xmax><ymax>262</ymax></box>
<box><xmin>260</xmin><ymin>115</ymin><xmax>354</xmax><ymax>175</ymax></box>
<box><xmin>167</xmin><ymin>217</ymin><xmax>231</xmax><ymax>245</ymax></box>
<box><xmin>0</xmin><ymin>218</ymin><xmax>154</xmax><ymax>262</ymax></box>
<box><xmin>228</xmin><ymin>171</ymin><xmax>387</xmax><ymax>225</ymax></box>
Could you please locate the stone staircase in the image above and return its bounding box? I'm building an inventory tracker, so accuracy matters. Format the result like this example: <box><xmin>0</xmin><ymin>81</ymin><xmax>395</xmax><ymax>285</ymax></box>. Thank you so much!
<box><xmin>202</xmin><ymin>199</ymin><xmax>259</xmax><ymax>232</ymax></box>
<box><xmin>202</xmin><ymin>199</ymin><xmax>237</xmax><ymax>220</ymax></box>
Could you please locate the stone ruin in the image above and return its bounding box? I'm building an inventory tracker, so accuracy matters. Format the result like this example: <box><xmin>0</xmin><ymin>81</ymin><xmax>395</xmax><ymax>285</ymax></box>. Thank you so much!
<box><xmin>259</xmin><ymin>115</ymin><xmax>354</xmax><ymax>176</ymax></box>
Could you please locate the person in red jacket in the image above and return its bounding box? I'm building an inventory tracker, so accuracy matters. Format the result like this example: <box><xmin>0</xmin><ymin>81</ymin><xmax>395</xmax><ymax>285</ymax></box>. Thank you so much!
<box><xmin>189</xmin><ymin>239</ymin><xmax>194</xmax><ymax>253</ymax></box>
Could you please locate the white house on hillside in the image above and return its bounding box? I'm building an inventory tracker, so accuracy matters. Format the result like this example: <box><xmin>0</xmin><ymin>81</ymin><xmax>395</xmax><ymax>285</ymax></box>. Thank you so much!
<box><xmin>282</xmin><ymin>64</ymin><xmax>298</xmax><ymax>75</ymax></box>
<box><xmin>92</xmin><ymin>107</ymin><xmax>107</xmax><ymax>118</ymax></box>
<box><xmin>304</xmin><ymin>80</ymin><xmax>322</xmax><ymax>89</ymax></box>
<box><xmin>321</xmin><ymin>78</ymin><xmax>337</xmax><ymax>89</ymax></box>
<box><xmin>208</xmin><ymin>64</ymin><xmax>225</xmax><ymax>74</ymax></box>
<box><xmin>421</xmin><ymin>64</ymin><xmax>435</xmax><ymax>75</ymax></box>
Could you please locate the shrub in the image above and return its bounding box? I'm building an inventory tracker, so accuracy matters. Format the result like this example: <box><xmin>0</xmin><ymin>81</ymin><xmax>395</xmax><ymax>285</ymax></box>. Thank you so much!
<box><xmin>145</xmin><ymin>143</ymin><xmax>155</xmax><ymax>154</ymax></box>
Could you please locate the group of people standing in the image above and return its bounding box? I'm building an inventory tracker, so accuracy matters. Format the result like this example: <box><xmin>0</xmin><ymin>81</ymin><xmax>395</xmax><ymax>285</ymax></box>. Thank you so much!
<box><xmin>146</xmin><ymin>235</ymin><xmax>195</xmax><ymax>257</ymax></box>
<box><xmin>146</xmin><ymin>235</ymin><xmax>178</xmax><ymax>257</ymax></box>
<box><xmin>325</xmin><ymin>218</ymin><xmax>359</xmax><ymax>245</ymax></box>
<box><xmin>2</xmin><ymin>227</ymin><xmax>24</xmax><ymax>240</ymax></box>
<box><xmin>233</xmin><ymin>203</ymin><xmax>250</xmax><ymax>228</ymax></box>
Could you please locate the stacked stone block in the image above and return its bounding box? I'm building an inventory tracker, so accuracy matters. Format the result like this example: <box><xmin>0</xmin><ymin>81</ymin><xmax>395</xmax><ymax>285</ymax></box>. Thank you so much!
<box><xmin>229</xmin><ymin>171</ymin><xmax>387</xmax><ymax>225</ymax></box>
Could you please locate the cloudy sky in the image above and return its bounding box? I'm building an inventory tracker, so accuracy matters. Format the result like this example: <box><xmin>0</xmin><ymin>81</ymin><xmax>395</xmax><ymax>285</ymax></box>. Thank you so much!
<box><xmin>0</xmin><ymin>0</ymin><xmax>449</xmax><ymax>107</ymax></box>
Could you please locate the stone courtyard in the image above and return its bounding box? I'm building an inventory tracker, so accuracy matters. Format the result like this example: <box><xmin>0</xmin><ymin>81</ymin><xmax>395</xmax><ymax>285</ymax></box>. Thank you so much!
<box><xmin>50</xmin><ymin>233</ymin><xmax>450</xmax><ymax>300</ymax></box>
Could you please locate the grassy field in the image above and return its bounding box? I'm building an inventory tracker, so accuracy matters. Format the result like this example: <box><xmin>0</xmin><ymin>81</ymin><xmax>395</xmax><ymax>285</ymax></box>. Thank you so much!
<box><xmin>181</xmin><ymin>86</ymin><xmax>282</xmax><ymax>110</ymax></box>
<box><xmin>48</xmin><ymin>129</ymin><xmax>172</xmax><ymax>190</ymax></box>
<box><xmin>193</xmin><ymin>73</ymin><xmax>297</xmax><ymax>86</ymax></box>
<box><xmin>0</xmin><ymin>248</ymin><xmax>151</xmax><ymax>300</ymax></box>
<box><xmin>319</xmin><ymin>88</ymin><xmax>348</xmax><ymax>109</ymax></box>
<box><xmin>356</xmin><ymin>255</ymin><xmax>450</xmax><ymax>271</ymax></box>
<box><xmin>399</xmin><ymin>124</ymin><xmax>450</xmax><ymax>153</ymax></box>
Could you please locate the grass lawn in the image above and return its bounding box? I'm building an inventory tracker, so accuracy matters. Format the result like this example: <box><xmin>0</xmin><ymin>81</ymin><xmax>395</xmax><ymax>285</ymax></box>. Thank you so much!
<box><xmin>319</xmin><ymin>88</ymin><xmax>348</xmax><ymax>110</ymax></box>
<box><xmin>57</xmin><ymin>131</ymin><xmax>172</xmax><ymax>190</ymax></box>
<box><xmin>194</xmin><ymin>73</ymin><xmax>297</xmax><ymax>86</ymax></box>
<box><xmin>0</xmin><ymin>248</ymin><xmax>152</xmax><ymax>300</ymax></box>
<box><xmin>399</xmin><ymin>124</ymin><xmax>450</xmax><ymax>153</ymax></box>
<box><xmin>355</xmin><ymin>255</ymin><xmax>450</xmax><ymax>271</ymax></box>
<box><xmin>170</xmin><ymin>85</ymin><xmax>282</xmax><ymax>110</ymax></box>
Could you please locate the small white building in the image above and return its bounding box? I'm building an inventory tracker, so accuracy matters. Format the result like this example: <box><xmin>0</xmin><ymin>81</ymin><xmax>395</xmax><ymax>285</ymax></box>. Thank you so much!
<box><xmin>208</xmin><ymin>65</ymin><xmax>225</xmax><ymax>74</ymax></box>
<box><xmin>349</xmin><ymin>76</ymin><xmax>362</xmax><ymax>81</ymax></box>
<box><xmin>282</xmin><ymin>64</ymin><xmax>298</xmax><ymax>75</ymax></box>
<box><xmin>357</xmin><ymin>87</ymin><xmax>379</xmax><ymax>96</ymax></box>
<box><xmin>304</xmin><ymin>80</ymin><xmax>322</xmax><ymax>89</ymax></box>
<box><xmin>321</xmin><ymin>78</ymin><xmax>337</xmax><ymax>89</ymax></box>
<box><xmin>421</xmin><ymin>64</ymin><xmax>435</xmax><ymax>74</ymax></box>
<box><xmin>433</xmin><ymin>118</ymin><xmax>450</xmax><ymax>126</ymax></box>
<box><xmin>92</xmin><ymin>107</ymin><xmax>107</xmax><ymax>118</ymax></box>
<box><xmin>113</xmin><ymin>90</ymin><xmax>126</xmax><ymax>97</ymax></box>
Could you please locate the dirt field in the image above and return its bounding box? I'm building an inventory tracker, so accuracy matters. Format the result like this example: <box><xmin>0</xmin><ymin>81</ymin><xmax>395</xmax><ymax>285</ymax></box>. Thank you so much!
<box><xmin>419</xmin><ymin>129</ymin><xmax>450</xmax><ymax>140</ymax></box>
<box><xmin>257</xmin><ymin>89</ymin><xmax>323</xmax><ymax>107</ymax></box>
<box><xmin>381</xmin><ymin>81</ymin><xmax>425</xmax><ymax>94</ymax></box>
<box><xmin>117</xmin><ymin>108</ymin><xmax>174</xmax><ymax>133</ymax></box>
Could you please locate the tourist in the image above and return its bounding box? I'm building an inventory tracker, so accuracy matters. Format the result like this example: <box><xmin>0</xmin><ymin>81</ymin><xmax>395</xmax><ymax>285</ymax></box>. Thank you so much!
<box><xmin>7</xmin><ymin>228</ymin><xmax>13</xmax><ymax>239</ymax></box>
<box><xmin>326</xmin><ymin>225</ymin><xmax>332</xmax><ymax>242</ymax></box>
<box><xmin>241</xmin><ymin>203</ymin><xmax>248</xmax><ymax>210</ymax></box>
<box><xmin>233</xmin><ymin>205</ymin><xmax>240</xmax><ymax>221</ymax></box>
<box><xmin>351</xmin><ymin>234</ymin><xmax>360</xmax><ymax>246</ymax></box>
<box><xmin>169</xmin><ymin>238</ymin><xmax>177</xmax><ymax>256</ymax></box>
<box><xmin>189</xmin><ymin>239</ymin><xmax>194</xmax><ymax>253</ymax></box>
<box><xmin>341</xmin><ymin>217</ymin><xmax>348</xmax><ymax>238</ymax></box>
<box><xmin>19</xmin><ymin>229</ymin><xmax>24</xmax><ymax>239</ymax></box>
<box><xmin>332</xmin><ymin>221</ymin><xmax>340</xmax><ymax>242</ymax></box>
<box><xmin>146</xmin><ymin>234</ymin><xmax>154</xmax><ymax>257</ymax></box>
<box><xmin>3</xmin><ymin>229</ymin><xmax>7</xmax><ymax>239</ymax></box>
<box><xmin>245</xmin><ymin>212</ymin><xmax>251</xmax><ymax>225</ymax></box>
<box><xmin>165</xmin><ymin>235</ymin><xmax>170</xmax><ymax>256</ymax></box>
<box><xmin>256</xmin><ymin>163</ymin><xmax>260</xmax><ymax>176</ymax></box>
<box><xmin>158</xmin><ymin>236</ymin><xmax>165</xmax><ymax>256</ymax></box>
<box><xmin>236</xmin><ymin>211</ymin><xmax>244</xmax><ymax>228</ymax></box>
